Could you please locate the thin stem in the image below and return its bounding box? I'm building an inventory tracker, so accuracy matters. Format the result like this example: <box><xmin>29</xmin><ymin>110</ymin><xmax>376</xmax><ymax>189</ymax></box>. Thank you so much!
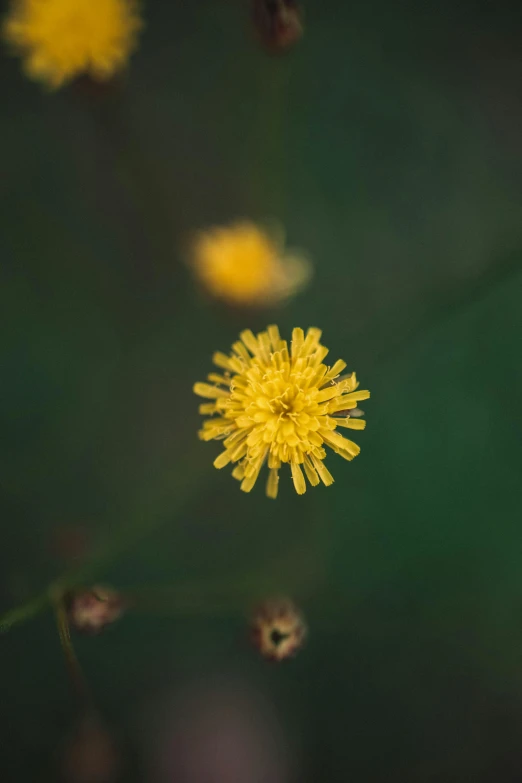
<box><xmin>0</xmin><ymin>592</ymin><xmax>51</xmax><ymax>633</ymax></box>
<box><xmin>0</xmin><ymin>477</ymin><xmax>326</xmax><ymax>633</ymax></box>
<box><xmin>253</xmin><ymin>57</ymin><xmax>291</xmax><ymax>219</ymax></box>
<box><xmin>368</xmin><ymin>250</ymin><xmax>522</xmax><ymax>368</ymax></box>
<box><xmin>53</xmin><ymin>591</ymin><xmax>91</xmax><ymax>708</ymax></box>
<box><xmin>70</xmin><ymin>80</ymin><xmax>186</xmax><ymax>329</ymax></box>
<box><xmin>0</xmin><ymin>450</ymin><xmax>213</xmax><ymax>633</ymax></box>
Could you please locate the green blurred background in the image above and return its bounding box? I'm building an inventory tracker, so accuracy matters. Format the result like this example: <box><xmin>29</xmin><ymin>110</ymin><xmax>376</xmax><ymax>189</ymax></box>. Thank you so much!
<box><xmin>1</xmin><ymin>0</ymin><xmax>522</xmax><ymax>780</ymax></box>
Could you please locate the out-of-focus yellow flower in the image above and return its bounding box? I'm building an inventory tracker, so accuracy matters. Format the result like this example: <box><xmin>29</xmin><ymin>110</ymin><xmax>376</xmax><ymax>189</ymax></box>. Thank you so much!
<box><xmin>194</xmin><ymin>325</ymin><xmax>370</xmax><ymax>498</ymax></box>
<box><xmin>250</xmin><ymin>598</ymin><xmax>306</xmax><ymax>661</ymax></box>
<box><xmin>190</xmin><ymin>221</ymin><xmax>311</xmax><ymax>307</ymax></box>
<box><xmin>3</xmin><ymin>0</ymin><xmax>142</xmax><ymax>89</ymax></box>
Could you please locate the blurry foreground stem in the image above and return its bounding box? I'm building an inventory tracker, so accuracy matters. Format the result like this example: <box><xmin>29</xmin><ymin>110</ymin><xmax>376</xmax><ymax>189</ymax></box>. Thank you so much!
<box><xmin>72</xmin><ymin>80</ymin><xmax>186</xmax><ymax>323</ymax></box>
<box><xmin>253</xmin><ymin>57</ymin><xmax>291</xmax><ymax>220</ymax></box>
<box><xmin>53</xmin><ymin>591</ymin><xmax>91</xmax><ymax>707</ymax></box>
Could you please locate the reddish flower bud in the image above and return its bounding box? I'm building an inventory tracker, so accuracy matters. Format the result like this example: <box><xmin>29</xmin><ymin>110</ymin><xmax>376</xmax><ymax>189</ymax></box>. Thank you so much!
<box><xmin>66</xmin><ymin>586</ymin><xmax>124</xmax><ymax>635</ymax></box>
<box><xmin>250</xmin><ymin>597</ymin><xmax>307</xmax><ymax>661</ymax></box>
<box><xmin>252</xmin><ymin>0</ymin><xmax>304</xmax><ymax>54</ymax></box>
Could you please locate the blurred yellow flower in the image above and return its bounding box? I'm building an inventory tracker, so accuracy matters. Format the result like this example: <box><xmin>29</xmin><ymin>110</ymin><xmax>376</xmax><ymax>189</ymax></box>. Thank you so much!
<box><xmin>194</xmin><ymin>325</ymin><xmax>370</xmax><ymax>498</ymax></box>
<box><xmin>3</xmin><ymin>0</ymin><xmax>142</xmax><ymax>89</ymax></box>
<box><xmin>190</xmin><ymin>221</ymin><xmax>311</xmax><ymax>307</ymax></box>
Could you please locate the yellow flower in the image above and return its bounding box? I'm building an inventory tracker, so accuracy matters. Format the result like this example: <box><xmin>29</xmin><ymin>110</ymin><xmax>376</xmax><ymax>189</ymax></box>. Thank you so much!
<box><xmin>190</xmin><ymin>221</ymin><xmax>311</xmax><ymax>307</ymax></box>
<box><xmin>3</xmin><ymin>0</ymin><xmax>142</xmax><ymax>89</ymax></box>
<box><xmin>194</xmin><ymin>325</ymin><xmax>370</xmax><ymax>498</ymax></box>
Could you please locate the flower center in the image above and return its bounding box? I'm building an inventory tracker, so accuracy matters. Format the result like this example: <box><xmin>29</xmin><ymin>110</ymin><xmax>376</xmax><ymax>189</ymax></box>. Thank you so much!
<box><xmin>267</xmin><ymin>386</ymin><xmax>295</xmax><ymax>415</ymax></box>
<box><xmin>270</xmin><ymin>628</ymin><xmax>289</xmax><ymax>646</ymax></box>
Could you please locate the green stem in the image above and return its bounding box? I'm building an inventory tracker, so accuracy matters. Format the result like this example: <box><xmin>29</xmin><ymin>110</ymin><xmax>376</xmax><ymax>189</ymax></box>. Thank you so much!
<box><xmin>0</xmin><ymin>592</ymin><xmax>51</xmax><ymax>633</ymax></box>
<box><xmin>53</xmin><ymin>591</ymin><xmax>91</xmax><ymax>708</ymax></box>
<box><xmin>253</xmin><ymin>57</ymin><xmax>291</xmax><ymax>220</ymax></box>
<box><xmin>0</xmin><ymin>479</ymin><xmax>326</xmax><ymax>633</ymax></box>
<box><xmin>0</xmin><ymin>450</ymin><xmax>213</xmax><ymax>633</ymax></box>
<box><xmin>368</xmin><ymin>250</ymin><xmax>522</xmax><ymax>367</ymax></box>
<box><xmin>71</xmin><ymin>81</ymin><xmax>187</xmax><ymax>325</ymax></box>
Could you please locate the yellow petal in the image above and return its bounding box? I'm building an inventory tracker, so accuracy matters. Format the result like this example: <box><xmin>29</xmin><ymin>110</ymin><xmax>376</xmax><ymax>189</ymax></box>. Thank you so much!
<box><xmin>321</xmin><ymin>360</ymin><xmax>347</xmax><ymax>384</ymax></box>
<box><xmin>311</xmin><ymin>455</ymin><xmax>334</xmax><ymax>486</ymax></box>
<box><xmin>291</xmin><ymin>461</ymin><xmax>306</xmax><ymax>495</ymax></box>
<box><xmin>212</xmin><ymin>352</ymin><xmax>233</xmax><ymax>370</ymax></box>
<box><xmin>303</xmin><ymin>327</ymin><xmax>322</xmax><ymax>352</ymax></box>
<box><xmin>257</xmin><ymin>331</ymin><xmax>272</xmax><ymax>364</ymax></box>
<box><xmin>316</xmin><ymin>385</ymin><xmax>342</xmax><ymax>403</ymax></box>
<box><xmin>207</xmin><ymin>373</ymin><xmax>230</xmax><ymax>386</ymax></box>
<box><xmin>198</xmin><ymin>403</ymin><xmax>217</xmax><ymax>415</ymax></box>
<box><xmin>232</xmin><ymin>463</ymin><xmax>245</xmax><ymax>480</ymax></box>
<box><xmin>303</xmin><ymin>456</ymin><xmax>320</xmax><ymax>487</ymax></box>
<box><xmin>214</xmin><ymin>451</ymin><xmax>232</xmax><ymax>469</ymax></box>
<box><xmin>230</xmin><ymin>441</ymin><xmax>248</xmax><ymax>461</ymax></box>
<box><xmin>342</xmin><ymin>390</ymin><xmax>370</xmax><ymax>404</ymax></box>
<box><xmin>267</xmin><ymin>324</ymin><xmax>281</xmax><ymax>351</ymax></box>
<box><xmin>232</xmin><ymin>341</ymin><xmax>250</xmax><ymax>363</ymax></box>
<box><xmin>291</xmin><ymin>328</ymin><xmax>304</xmax><ymax>359</ymax></box>
<box><xmin>193</xmin><ymin>383</ymin><xmax>229</xmax><ymax>399</ymax></box>
<box><xmin>240</xmin><ymin>474</ymin><xmax>258</xmax><ymax>492</ymax></box>
<box><xmin>330</xmin><ymin>397</ymin><xmax>359</xmax><ymax>412</ymax></box>
<box><xmin>321</xmin><ymin>429</ymin><xmax>361</xmax><ymax>458</ymax></box>
<box><xmin>266</xmin><ymin>468</ymin><xmax>279</xmax><ymax>499</ymax></box>
<box><xmin>239</xmin><ymin>330</ymin><xmax>259</xmax><ymax>356</ymax></box>
<box><xmin>335</xmin><ymin>418</ymin><xmax>366</xmax><ymax>430</ymax></box>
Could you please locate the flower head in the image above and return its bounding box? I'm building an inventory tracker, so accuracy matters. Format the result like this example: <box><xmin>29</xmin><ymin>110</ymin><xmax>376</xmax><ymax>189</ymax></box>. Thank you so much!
<box><xmin>3</xmin><ymin>0</ymin><xmax>142</xmax><ymax>89</ymax></box>
<box><xmin>190</xmin><ymin>221</ymin><xmax>310</xmax><ymax>307</ymax></box>
<box><xmin>194</xmin><ymin>325</ymin><xmax>370</xmax><ymax>498</ymax></box>
<box><xmin>251</xmin><ymin>598</ymin><xmax>306</xmax><ymax>661</ymax></box>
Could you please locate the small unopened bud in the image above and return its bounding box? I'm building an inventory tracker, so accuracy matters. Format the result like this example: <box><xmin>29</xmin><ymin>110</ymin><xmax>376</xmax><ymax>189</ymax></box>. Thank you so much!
<box><xmin>252</xmin><ymin>0</ymin><xmax>304</xmax><ymax>54</ymax></box>
<box><xmin>66</xmin><ymin>586</ymin><xmax>124</xmax><ymax>635</ymax></box>
<box><xmin>250</xmin><ymin>597</ymin><xmax>307</xmax><ymax>661</ymax></box>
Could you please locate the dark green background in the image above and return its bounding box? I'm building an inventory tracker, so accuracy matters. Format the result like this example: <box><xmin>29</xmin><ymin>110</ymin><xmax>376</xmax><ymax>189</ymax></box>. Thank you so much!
<box><xmin>1</xmin><ymin>0</ymin><xmax>522</xmax><ymax>780</ymax></box>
